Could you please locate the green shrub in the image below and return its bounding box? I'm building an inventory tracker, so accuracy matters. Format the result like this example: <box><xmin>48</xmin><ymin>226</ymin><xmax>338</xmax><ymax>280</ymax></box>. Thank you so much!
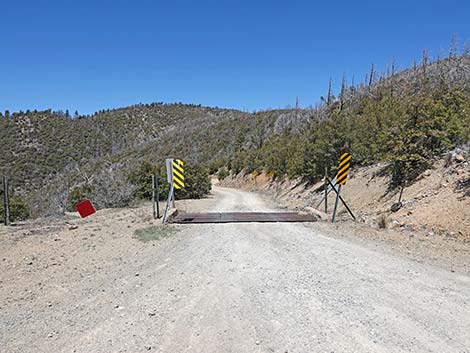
<box><xmin>217</xmin><ymin>168</ymin><xmax>229</xmax><ymax>181</ymax></box>
<box><xmin>175</xmin><ymin>163</ymin><xmax>211</xmax><ymax>199</ymax></box>
<box><xmin>208</xmin><ymin>159</ymin><xmax>226</xmax><ymax>175</ymax></box>
<box><xmin>0</xmin><ymin>194</ymin><xmax>30</xmax><ymax>222</ymax></box>
<box><xmin>128</xmin><ymin>161</ymin><xmax>160</xmax><ymax>200</ymax></box>
<box><xmin>129</xmin><ymin>161</ymin><xmax>211</xmax><ymax>201</ymax></box>
<box><xmin>128</xmin><ymin>161</ymin><xmax>170</xmax><ymax>202</ymax></box>
<box><xmin>67</xmin><ymin>183</ymin><xmax>94</xmax><ymax>211</ymax></box>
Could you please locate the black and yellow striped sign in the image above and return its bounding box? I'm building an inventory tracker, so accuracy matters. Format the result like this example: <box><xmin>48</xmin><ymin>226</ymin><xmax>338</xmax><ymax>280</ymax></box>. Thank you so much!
<box><xmin>172</xmin><ymin>159</ymin><xmax>185</xmax><ymax>189</ymax></box>
<box><xmin>337</xmin><ymin>153</ymin><xmax>351</xmax><ymax>185</ymax></box>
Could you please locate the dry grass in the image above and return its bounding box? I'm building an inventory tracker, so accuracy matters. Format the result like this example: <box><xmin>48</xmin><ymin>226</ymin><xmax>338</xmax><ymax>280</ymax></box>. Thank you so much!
<box><xmin>133</xmin><ymin>225</ymin><xmax>179</xmax><ymax>242</ymax></box>
<box><xmin>377</xmin><ymin>214</ymin><xmax>389</xmax><ymax>229</ymax></box>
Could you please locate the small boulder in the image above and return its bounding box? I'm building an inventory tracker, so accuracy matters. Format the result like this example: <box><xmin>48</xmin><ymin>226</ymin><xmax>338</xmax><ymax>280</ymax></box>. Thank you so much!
<box><xmin>303</xmin><ymin>207</ymin><xmax>326</xmax><ymax>221</ymax></box>
<box><xmin>390</xmin><ymin>202</ymin><xmax>402</xmax><ymax>212</ymax></box>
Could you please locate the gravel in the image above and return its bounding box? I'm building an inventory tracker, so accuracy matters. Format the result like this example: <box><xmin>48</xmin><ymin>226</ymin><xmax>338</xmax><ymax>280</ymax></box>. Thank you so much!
<box><xmin>1</xmin><ymin>186</ymin><xmax>469</xmax><ymax>352</ymax></box>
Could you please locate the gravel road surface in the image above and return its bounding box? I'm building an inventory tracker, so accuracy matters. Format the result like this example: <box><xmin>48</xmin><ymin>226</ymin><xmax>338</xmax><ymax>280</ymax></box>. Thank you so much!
<box><xmin>1</xmin><ymin>186</ymin><xmax>469</xmax><ymax>353</ymax></box>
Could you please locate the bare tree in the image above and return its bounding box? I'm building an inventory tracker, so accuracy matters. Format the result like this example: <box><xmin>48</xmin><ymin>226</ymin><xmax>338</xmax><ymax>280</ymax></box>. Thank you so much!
<box><xmin>463</xmin><ymin>42</ymin><xmax>470</xmax><ymax>57</ymax></box>
<box><xmin>327</xmin><ymin>77</ymin><xmax>332</xmax><ymax>106</ymax></box>
<box><xmin>368</xmin><ymin>63</ymin><xmax>375</xmax><ymax>86</ymax></box>
<box><xmin>449</xmin><ymin>33</ymin><xmax>459</xmax><ymax>59</ymax></box>
<box><xmin>421</xmin><ymin>49</ymin><xmax>428</xmax><ymax>71</ymax></box>
<box><xmin>390</xmin><ymin>58</ymin><xmax>396</xmax><ymax>97</ymax></box>
<box><xmin>339</xmin><ymin>73</ymin><xmax>346</xmax><ymax>110</ymax></box>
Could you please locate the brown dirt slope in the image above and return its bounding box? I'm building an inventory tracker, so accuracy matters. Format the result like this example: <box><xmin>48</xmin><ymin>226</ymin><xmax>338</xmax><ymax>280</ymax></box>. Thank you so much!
<box><xmin>220</xmin><ymin>152</ymin><xmax>470</xmax><ymax>240</ymax></box>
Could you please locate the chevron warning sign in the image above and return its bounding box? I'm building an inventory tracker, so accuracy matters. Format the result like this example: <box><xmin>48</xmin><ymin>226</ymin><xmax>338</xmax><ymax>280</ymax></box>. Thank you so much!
<box><xmin>336</xmin><ymin>152</ymin><xmax>351</xmax><ymax>185</ymax></box>
<box><xmin>172</xmin><ymin>159</ymin><xmax>185</xmax><ymax>189</ymax></box>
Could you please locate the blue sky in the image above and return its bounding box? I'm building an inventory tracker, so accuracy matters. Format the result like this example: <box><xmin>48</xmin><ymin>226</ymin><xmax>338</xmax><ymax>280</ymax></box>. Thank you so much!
<box><xmin>1</xmin><ymin>0</ymin><xmax>469</xmax><ymax>114</ymax></box>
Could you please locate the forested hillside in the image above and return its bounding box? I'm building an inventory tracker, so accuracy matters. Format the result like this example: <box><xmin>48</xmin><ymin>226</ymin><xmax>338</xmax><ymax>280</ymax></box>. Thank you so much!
<box><xmin>229</xmin><ymin>54</ymin><xmax>470</xmax><ymax>188</ymax></box>
<box><xmin>0</xmin><ymin>103</ymin><xmax>311</xmax><ymax>217</ymax></box>
<box><xmin>1</xmin><ymin>52</ymin><xmax>469</xmax><ymax>218</ymax></box>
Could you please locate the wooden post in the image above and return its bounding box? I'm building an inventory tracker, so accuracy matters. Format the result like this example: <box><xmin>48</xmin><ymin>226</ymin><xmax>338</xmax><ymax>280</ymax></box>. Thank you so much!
<box><xmin>152</xmin><ymin>175</ymin><xmax>157</xmax><ymax>219</ymax></box>
<box><xmin>3</xmin><ymin>175</ymin><xmax>10</xmax><ymax>226</ymax></box>
<box><xmin>324</xmin><ymin>167</ymin><xmax>328</xmax><ymax>213</ymax></box>
<box><xmin>155</xmin><ymin>174</ymin><xmax>160</xmax><ymax>219</ymax></box>
<box><xmin>398</xmin><ymin>185</ymin><xmax>404</xmax><ymax>204</ymax></box>
<box><xmin>332</xmin><ymin>185</ymin><xmax>341</xmax><ymax>223</ymax></box>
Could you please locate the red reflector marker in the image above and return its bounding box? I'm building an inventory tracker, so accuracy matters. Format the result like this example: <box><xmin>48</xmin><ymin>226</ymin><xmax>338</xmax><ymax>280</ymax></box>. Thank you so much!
<box><xmin>75</xmin><ymin>200</ymin><xmax>96</xmax><ymax>218</ymax></box>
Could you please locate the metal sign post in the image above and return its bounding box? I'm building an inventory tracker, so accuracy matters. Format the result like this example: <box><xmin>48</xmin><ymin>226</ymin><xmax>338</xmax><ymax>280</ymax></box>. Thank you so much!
<box><xmin>162</xmin><ymin>182</ymin><xmax>174</xmax><ymax>224</ymax></box>
<box><xmin>152</xmin><ymin>174</ymin><xmax>160</xmax><ymax>219</ymax></box>
<box><xmin>324</xmin><ymin>167</ymin><xmax>328</xmax><ymax>213</ymax></box>
<box><xmin>331</xmin><ymin>152</ymin><xmax>354</xmax><ymax>222</ymax></box>
<box><xmin>325</xmin><ymin>178</ymin><xmax>355</xmax><ymax>221</ymax></box>
<box><xmin>331</xmin><ymin>185</ymin><xmax>342</xmax><ymax>222</ymax></box>
<box><xmin>166</xmin><ymin>159</ymin><xmax>173</xmax><ymax>183</ymax></box>
<box><xmin>316</xmin><ymin>175</ymin><xmax>338</xmax><ymax>209</ymax></box>
<box><xmin>3</xmin><ymin>175</ymin><xmax>10</xmax><ymax>226</ymax></box>
<box><xmin>162</xmin><ymin>158</ymin><xmax>185</xmax><ymax>224</ymax></box>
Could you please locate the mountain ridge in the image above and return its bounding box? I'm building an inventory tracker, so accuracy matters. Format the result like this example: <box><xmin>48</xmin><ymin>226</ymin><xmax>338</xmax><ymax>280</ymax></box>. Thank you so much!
<box><xmin>2</xmin><ymin>54</ymin><xmax>469</xmax><ymax>217</ymax></box>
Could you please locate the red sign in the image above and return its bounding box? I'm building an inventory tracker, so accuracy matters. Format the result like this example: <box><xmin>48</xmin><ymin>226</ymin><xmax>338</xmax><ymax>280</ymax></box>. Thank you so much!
<box><xmin>75</xmin><ymin>200</ymin><xmax>96</xmax><ymax>218</ymax></box>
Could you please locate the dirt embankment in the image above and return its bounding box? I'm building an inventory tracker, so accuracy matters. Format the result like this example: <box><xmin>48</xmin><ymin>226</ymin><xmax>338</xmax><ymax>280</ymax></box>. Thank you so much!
<box><xmin>217</xmin><ymin>154</ymin><xmax>470</xmax><ymax>274</ymax></box>
<box><xmin>219</xmin><ymin>151</ymin><xmax>470</xmax><ymax>241</ymax></box>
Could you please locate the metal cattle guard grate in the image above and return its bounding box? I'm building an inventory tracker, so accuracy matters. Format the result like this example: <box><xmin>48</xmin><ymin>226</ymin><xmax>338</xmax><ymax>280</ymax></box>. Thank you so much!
<box><xmin>169</xmin><ymin>212</ymin><xmax>318</xmax><ymax>224</ymax></box>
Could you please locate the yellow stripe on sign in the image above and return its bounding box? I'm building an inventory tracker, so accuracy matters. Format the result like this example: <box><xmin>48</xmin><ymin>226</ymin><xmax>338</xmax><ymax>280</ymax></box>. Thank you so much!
<box><xmin>173</xmin><ymin>168</ymin><xmax>185</xmax><ymax>180</ymax></box>
<box><xmin>172</xmin><ymin>162</ymin><xmax>184</xmax><ymax>174</ymax></box>
<box><xmin>337</xmin><ymin>162</ymin><xmax>350</xmax><ymax>176</ymax></box>
<box><xmin>175</xmin><ymin>159</ymin><xmax>184</xmax><ymax>166</ymax></box>
<box><xmin>337</xmin><ymin>170</ymin><xmax>349</xmax><ymax>180</ymax></box>
<box><xmin>340</xmin><ymin>152</ymin><xmax>350</xmax><ymax>160</ymax></box>
<box><xmin>173</xmin><ymin>182</ymin><xmax>181</xmax><ymax>190</ymax></box>
<box><xmin>339</xmin><ymin>155</ymin><xmax>352</xmax><ymax>167</ymax></box>
<box><xmin>337</xmin><ymin>175</ymin><xmax>348</xmax><ymax>185</ymax></box>
<box><xmin>174</xmin><ymin>177</ymin><xmax>184</xmax><ymax>187</ymax></box>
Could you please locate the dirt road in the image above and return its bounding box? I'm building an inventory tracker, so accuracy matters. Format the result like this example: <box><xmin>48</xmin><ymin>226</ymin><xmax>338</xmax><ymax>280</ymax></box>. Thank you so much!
<box><xmin>1</xmin><ymin>186</ymin><xmax>469</xmax><ymax>353</ymax></box>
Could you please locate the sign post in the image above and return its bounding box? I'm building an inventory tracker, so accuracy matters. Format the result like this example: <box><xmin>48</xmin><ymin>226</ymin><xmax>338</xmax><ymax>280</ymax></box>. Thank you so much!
<box><xmin>162</xmin><ymin>159</ymin><xmax>185</xmax><ymax>224</ymax></box>
<box><xmin>324</xmin><ymin>167</ymin><xmax>328</xmax><ymax>213</ymax></box>
<box><xmin>166</xmin><ymin>159</ymin><xmax>173</xmax><ymax>183</ymax></box>
<box><xmin>331</xmin><ymin>152</ymin><xmax>354</xmax><ymax>222</ymax></box>
<box><xmin>152</xmin><ymin>174</ymin><xmax>160</xmax><ymax>219</ymax></box>
<box><xmin>316</xmin><ymin>175</ymin><xmax>338</xmax><ymax>209</ymax></box>
<box><xmin>3</xmin><ymin>175</ymin><xmax>10</xmax><ymax>226</ymax></box>
<box><xmin>325</xmin><ymin>177</ymin><xmax>355</xmax><ymax>221</ymax></box>
<box><xmin>331</xmin><ymin>185</ymin><xmax>342</xmax><ymax>222</ymax></box>
<box><xmin>162</xmin><ymin>182</ymin><xmax>174</xmax><ymax>224</ymax></box>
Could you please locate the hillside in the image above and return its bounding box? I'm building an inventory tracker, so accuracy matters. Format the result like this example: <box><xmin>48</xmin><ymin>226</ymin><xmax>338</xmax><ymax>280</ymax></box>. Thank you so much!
<box><xmin>220</xmin><ymin>147</ymin><xmax>470</xmax><ymax>240</ymax></box>
<box><xmin>227</xmin><ymin>55</ymin><xmax>470</xmax><ymax>185</ymax></box>
<box><xmin>1</xmin><ymin>104</ymin><xmax>311</xmax><ymax>216</ymax></box>
<box><xmin>1</xmin><ymin>54</ymin><xmax>470</xmax><ymax>218</ymax></box>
